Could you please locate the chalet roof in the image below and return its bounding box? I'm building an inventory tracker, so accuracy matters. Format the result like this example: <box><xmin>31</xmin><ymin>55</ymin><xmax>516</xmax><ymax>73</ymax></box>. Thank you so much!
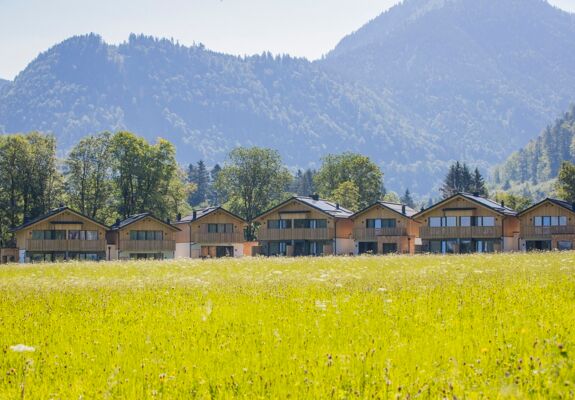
<box><xmin>517</xmin><ymin>198</ymin><xmax>575</xmax><ymax>217</ymax></box>
<box><xmin>414</xmin><ymin>192</ymin><xmax>518</xmax><ymax>219</ymax></box>
<box><xmin>351</xmin><ymin>201</ymin><xmax>417</xmax><ymax>219</ymax></box>
<box><xmin>110</xmin><ymin>213</ymin><xmax>180</xmax><ymax>231</ymax></box>
<box><xmin>176</xmin><ymin>206</ymin><xmax>246</xmax><ymax>224</ymax></box>
<box><xmin>255</xmin><ymin>196</ymin><xmax>354</xmax><ymax>220</ymax></box>
<box><xmin>9</xmin><ymin>207</ymin><xmax>109</xmax><ymax>233</ymax></box>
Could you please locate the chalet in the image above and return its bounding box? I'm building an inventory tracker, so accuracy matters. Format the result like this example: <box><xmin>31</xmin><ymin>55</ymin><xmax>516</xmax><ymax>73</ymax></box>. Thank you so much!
<box><xmin>174</xmin><ymin>206</ymin><xmax>251</xmax><ymax>258</ymax></box>
<box><xmin>8</xmin><ymin>207</ymin><xmax>109</xmax><ymax>263</ymax></box>
<box><xmin>254</xmin><ymin>195</ymin><xmax>354</xmax><ymax>256</ymax></box>
<box><xmin>413</xmin><ymin>193</ymin><xmax>520</xmax><ymax>254</ymax></box>
<box><xmin>107</xmin><ymin>213</ymin><xmax>180</xmax><ymax>260</ymax></box>
<box><xmin>351</xmin><ymin>201</ymin><xmax>420</xmax><ymax>255</ymax></box>
<box><xmin>517</xmin><ymin>198</ymin><xmax>575</xmax><ymax>251</ymax></box>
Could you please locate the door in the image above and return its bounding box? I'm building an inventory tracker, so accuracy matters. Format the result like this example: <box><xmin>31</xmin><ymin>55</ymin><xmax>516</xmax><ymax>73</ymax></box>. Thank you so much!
<box><xmin>382</xmin><ymin>243</ymin><xmax>398</xmax><ymax>255</ymax></box>
<box><xmin>358</xmin><ymin>242</ymin><xmax>377</xmax><ymax>255</ymax></box>
<box><xmin>216</xmin><ymin>246</ymin><xmax>234</xmax><ymax>258</ymax></box>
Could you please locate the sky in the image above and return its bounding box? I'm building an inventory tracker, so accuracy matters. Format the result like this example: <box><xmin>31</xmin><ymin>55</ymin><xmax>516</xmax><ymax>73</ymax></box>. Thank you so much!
<box><xmin>1</xmin><ymin>0</ymin><xmax>574</xmax><ymax>80</ymax></box>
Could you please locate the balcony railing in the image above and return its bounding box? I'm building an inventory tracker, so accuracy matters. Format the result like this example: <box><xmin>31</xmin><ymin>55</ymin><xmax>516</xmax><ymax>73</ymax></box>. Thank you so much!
<box><xmin>26</xmin><ymin>239</ymin><xmax>106</xmax><ymax>252</ymax></box>
<box><xmin>257</xmin><ymin>228</ymin><xmax>334</xmax><ymax>241</ymax></box>
<box><xmin>354</xmin><ymin>227</ymin><xmax>407</xmax><ymax>240</ymax></box>
<box><xmin>119</xmin><ymin>240</ymin><xmax>176</xmax><ymax>252</ymax></box>
<box><xmin>419</xmin><ymin>226</ymin><xmax>501</xmax><ymax>239</ymax></box>
<box><xmin>192</xmin><ymin>232</ymin><xmax>245</xmax><ymax>244</ymax></box>
<box><xmin>521</xmin><ymin>225</ymin><xmax>575</xmax><ymax>238</ymax></box>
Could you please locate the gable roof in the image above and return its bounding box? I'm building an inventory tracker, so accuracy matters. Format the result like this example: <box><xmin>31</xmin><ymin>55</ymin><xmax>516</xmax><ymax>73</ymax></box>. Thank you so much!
<box><xmin>352</xmin><ymin>201</ymin><xmax>418</xmax><ymax>220</ymax></box>
<box><xmin>255</xmin><ymin>196</ymin><xmax>354</xmax><ymax>221</ymax></box>
<box><xmin>413</xmin><ymin>193</ymin><xmax>518</xmax><ymax>219</ymax></box>
<box><xmin>517</xmin><ymin>198</ymin><xmax>575</xmax><ymax>217</ymax></box>
<box><xmin>9</xmin><ymin>207</ymin><xmax>110</xmax><ymax>233</ymax></box>
<box><xmin>175</xmin><ymin>206</ymin><xmax>246</xmax><ymax>224</ymax></box>
<box><xmin>110</xmin><ymin>213</ymin><xmax>180</xmax><ymax>231</ymax></box>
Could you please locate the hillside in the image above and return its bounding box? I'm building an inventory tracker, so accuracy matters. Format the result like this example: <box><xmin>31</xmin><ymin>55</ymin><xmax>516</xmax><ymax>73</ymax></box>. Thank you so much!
<box><xmin>2</xmin><ymin>0</ymin><xmax>575</xmax><ymax>194</ymax></box>
<box><xmin>322</xmin><ymin>0</ymin><xmax>575</xmax><ymax>166</ymax></box>
<box><xmin>493</xmin><ymin>105</ymin><xmax>575</xmax><ymax>196</ymax></box>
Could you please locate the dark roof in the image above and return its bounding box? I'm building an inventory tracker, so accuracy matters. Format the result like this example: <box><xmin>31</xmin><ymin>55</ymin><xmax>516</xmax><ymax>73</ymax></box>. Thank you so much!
<box><xmin>352</xmin><ymin>201</ymin><xmax>417</xmax><ymax>219</ymax></box>
<box><xmin>9</xmin><ymin>207</ymin><xmax>109</xmax><ymax>233</ymax></box>
<box><xmin>175</xmin><ymin>206</ymin><xmax>246</xmax><ymax>224</ymax></box>
<box><xmin>110</xmin><ymin>213</ymin><xmax>180</xmax><ymax>231</ymax></box>
<box><xmin>414</xmin><ymin>192</ymin><xmax>518</xmax><ymax>219</ymax></box>
<box><xmin>518</xmin><ymin>198</ymin><xmax>575</xmax><ymax>216</ymax></box>
<box><xmin>256</xmin><ymin>196</ymin><xmax>354</xmax><ymax>220</ymax></box>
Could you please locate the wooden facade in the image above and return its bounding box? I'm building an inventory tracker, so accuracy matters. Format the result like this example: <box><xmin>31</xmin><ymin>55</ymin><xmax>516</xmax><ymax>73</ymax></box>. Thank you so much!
<box><xmin>351</xmin><ymin>202</ymin><xmax>420</xmax><ymax>255</ymax></box>
<box><xmin>254</xmin><ymin>197</ymin><xmax>354</xmax><ymax>256</ymax></box>
<box><xmin>517</xmin><ymin>199</ymin><xmax>575</xmax><ymax>251</ymax></box>
<box><xmin>174</xmin><ymin>207</ymin><xmax>249</xmax><ymax>259</ymax></box>
<box><xmin>108</xmin><ymin>214</ymin><xmax>178</xmax><ymax>260</ymax></box>
<box><xmin>11</xmin><ymin>208</ymin><xmax>109</xmax><ymax>262</ymax></box>
<box><xmin>413</xmin><ymin>194</ymin><xmax>520</xmax><ymax>254</ymax></box>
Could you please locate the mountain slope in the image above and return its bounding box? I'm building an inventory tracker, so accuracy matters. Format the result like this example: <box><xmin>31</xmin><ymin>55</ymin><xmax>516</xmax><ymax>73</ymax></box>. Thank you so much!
<box><xmin>494</xmin><ymin>105</ymin><xmax>575</xmax><ymax>188</ymax></box>
<box><xmin>322</xmin><ymin>0</ymin><xmax>575</xmax><ymax>163</ymax></box>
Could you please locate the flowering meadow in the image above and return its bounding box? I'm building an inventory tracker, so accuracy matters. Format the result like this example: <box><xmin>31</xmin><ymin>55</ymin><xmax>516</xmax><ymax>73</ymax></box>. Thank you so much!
<box><xmin>0</xmin><ymin>253</ymin><xmax>574</xmax><ymax>398</ymax></box>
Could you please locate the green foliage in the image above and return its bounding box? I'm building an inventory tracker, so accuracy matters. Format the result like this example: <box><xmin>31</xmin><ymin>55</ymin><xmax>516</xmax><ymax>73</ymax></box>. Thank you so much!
<box><xmin>382</xmin><ymin>191</ymin><xmax>401</xmax><ymax>203</ymax></box>
<box><xmin>493</xmin><ymin>192</ymin><xmax>532</xmax><ymax>212</ymax></box>
<box><xmin>400</xmin><ymin>189</ymin><xmax>415</xmax><ymax>208</ymax></box>
<box><xmin>440</xmin><ymin>162</ymin><xmax>488</xmax><ymax>199</ymax></box>
<box><xmin>331</xmin><ymin>181</ymin><xmax>360</xmax><ymax>211</ymax></box>
<box><xmin>0</xmin><ymin>132</ymin><xmax>62</xmax><ymax>242</ymax></box>
<box><xmin>0</xmin><ymin>254</ymin><xmax>574</xmax><ymax>397</ymax></box>
<box><xmin>556</xmin><ymin>161</ymin><xmax>575</xmax><ymax>203</ymax></box>
<box><xmin>495</xmin><ymin>105</ymin><xmax>575</xmax><ymax>188</ymax></box>
<box><xmin>214</xmin><ymin>147</ymin><xmax>292</xmax><ymax>230</ymax></box>
<box><xmin>187</xmin><ymin>160</ymin><xmax>210</xmax><ymax>207</ymax></box>
<box><xmin>290</xmin><ymin>169</ymin><xmax>316</xmax><ymax>196</ymax></box>
<box><xmin>64</xmin><ymin>132</ymin><xmax>114</xmax><ymax>222</ymax></box>
<box><xmin>314</xmin><ymin>153</ymin><xmax>384</xmax><ymax>209</ymax></box>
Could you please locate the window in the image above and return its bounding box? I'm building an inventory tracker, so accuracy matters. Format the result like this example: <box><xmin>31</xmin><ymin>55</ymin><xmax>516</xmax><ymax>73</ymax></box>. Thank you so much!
<box><xmin>268</xmin><ymin>220</ymin><xmax>291</xmax><ymax>229</ymax></box>
<box><xmin>429</xmin><ymin>241</ymin><xmax>442</xmax><ymax>253</ymax></box>
<box><xmin>476</xmin><ymin>240</ymin><xmax>495</xmax><ymax>253</ymax></box>
<box><xmin>68</xmin><ymin>231</ymin><xmax>99</xmax><ymax>240</ymax></box>
<box><xmin>366</xmin><ymin>219</ymin><xmax>395</xmax><ymax>228</ymax></box>
<box><xmin>429</xmin><ymin>217</ymin><xmax>442</xmax><ymax>227</ymax></box>
<box><xmin>31</xmin><ymin>230</ymin><xmax>66</xmax><ymax>240</ymax></box>
<box><xmin>558</xmin><ymin>241</ymin><xmax>573</xmax><ymax>251</ymax></box>
<box><xmin>474</xmin><ymin>217</ymin><xmax>495</xmax><ymax>227</ymax></box>
<box><xmin>534</xmin><ymin>216</ymin><xmax>568</xmax><ymax>226</ymax></box>
<box><xmin>207</xmin><ymin>224</ymin><xmax>233</xmax><ymax>233</ymax></box>
<box><xmin>428</xmin><ymin>217</ymin><xmax>456</xmax><ymax>227</ymax></box>
<box><xmin>130</xmin><ymin>231</ymin><xmax>163</xmax><ymax>240</ymax></box>
<box><xmin>293</xmin><ymin>219</ymin><xmax>328</xmax><ymax>229</ymax></box>
<box><xmin>460</xmin><ymin>217</ymin><xmax>471</xmax><ymax>227</ymax></box>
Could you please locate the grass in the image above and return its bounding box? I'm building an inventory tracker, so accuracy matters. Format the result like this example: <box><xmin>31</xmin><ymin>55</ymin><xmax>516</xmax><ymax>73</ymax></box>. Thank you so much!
<box><xmin>0</xmin><ymin>253</ymin><xmax>574</xmax><ymax>399</ymax></box>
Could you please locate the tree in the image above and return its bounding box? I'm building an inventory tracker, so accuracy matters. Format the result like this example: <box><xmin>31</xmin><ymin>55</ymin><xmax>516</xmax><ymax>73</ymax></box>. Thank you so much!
<box><xmin>382</xmin><ymin>191</ymin><xmax>401</xmax><ymax>203</ymax></box>
<box><xmin>314</xmin><ymin>153</ymin><xmax>384</xmax><ymax>209</ymax></box>
<box><xmin>331</xmin><ymin>181</ymin><xmax>360</xmax><ymax>211</ymax></box>
<box><xmin>400</xmin><ymin>189</ymin><xmax>415</xmax><ymax>208</ymax></box>
<box><xmin>64</xmin><ymin>132</ymin><xmax>113</xmax><ymax>222</ymax></box>
<box><xmin>109</xmin><ymin>132</ymin><xmax>188</xmax><ymax>219</ymax></box>
<box><xmin>440</xmin><ymin>162</ymin><xmax>485</xmax><ymax>198</ymax></box>
<box><xmin>494</xmin><ymin>192</ymin><xmax>532</xmax><ymax>212</ymax></box>
<box><xmin>208</xmin><ymin>164</ymin><xmax>222</xmax><ymax>205</ymax></box>
<box><xmin>291</xmin><ymin>168</ymin><xmax>316</xmax><ymax>196</ymax></box>
<box><xmin>188</xmin><ymin>160</ymin><xmax>210</xmax><ymax>207</ymax></box>
<box><xmin>214</xmin><ymin>147</ymin><xmax>292</xmax><ymax>238</ymax></box>
<box><xmin>556</xmin><ymin>161</ymin><xmax>575</xmax><ymax>203</ymax></box>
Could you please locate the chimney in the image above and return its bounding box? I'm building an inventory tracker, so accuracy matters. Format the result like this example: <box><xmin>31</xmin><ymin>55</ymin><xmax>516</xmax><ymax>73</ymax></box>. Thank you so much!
<box><xmin>177</xmin><ymin>213</ymin><xmax>182</xmax><ymax>222</ymax></box>
<box><xmin>311</xmin><ymin>194</ymin><xmax>319</xmax><ymax>201</ymax></box>
<box><xmin>473</xmin><ymin>192</ymin><xmax>480</xmax><ymax>197</ymax></box>
<box><xmin>501</xmin><ymin>200</ymin><xmax>505</xmax><ymax>208</ymax></box>
<box><xmin>402</xmin><ymin>205</ymin><xmax>406</xmax><ymax>215</ymax></box>
<box><xmin>193</xmin><ymin>211</ymin><xmax>197</xmax><ymax>220</ymax></box>
<box><xmin>420</xmin><ymin>206</ymin><xmax>425</xmax><ymax>212</ymax></box>
<box><xmin>336</xmin><ymin>203</ymin><xmax>340</xmax><ymax>210</ymax></box>
<box><xmin>115</xmin><ymin>218</ymin><xmax>121</xmax><ymax>225</ymax></box>
<box><xmin>166</xmin><ymin>218</ymin><xmax>171</xmax><ymax>225</ymax></box>
<box><xmin>59</xmin><ymin>202</ymin><xmax>65</xmax><ymax>208</ymax></box>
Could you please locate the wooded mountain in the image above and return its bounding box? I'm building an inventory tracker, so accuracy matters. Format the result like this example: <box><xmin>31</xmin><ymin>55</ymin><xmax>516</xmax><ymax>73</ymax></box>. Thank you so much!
<box><xmin>1</xmin><ymin>0</ymin><xmax>575</xmax><ymax>194</ymax></box>
<box><xmin>494</xmin><ymin>105</ymin><xmax>575</xmax><ymax>190</ymax></box>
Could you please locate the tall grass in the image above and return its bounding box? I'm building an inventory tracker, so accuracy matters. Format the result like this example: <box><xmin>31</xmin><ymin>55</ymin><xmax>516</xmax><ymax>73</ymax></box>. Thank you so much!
<box><xmin>0</xmin><ymin>253</ymin><xmax>574</xmax><ymax>398</ymax></box>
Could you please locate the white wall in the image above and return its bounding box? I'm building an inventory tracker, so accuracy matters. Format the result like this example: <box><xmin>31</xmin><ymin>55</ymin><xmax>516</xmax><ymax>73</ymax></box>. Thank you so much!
<box><xmin>335</xmin><ymin>238</ymin><xmax>354</xmax><ymax>255</ymax></box>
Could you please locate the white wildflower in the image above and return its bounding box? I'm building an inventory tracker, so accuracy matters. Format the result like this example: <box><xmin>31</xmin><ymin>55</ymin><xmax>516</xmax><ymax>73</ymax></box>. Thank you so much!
<box><xmin>10</xmin><ymin>344</ymin><xmax>35</xmax><ymax>353</ymax></box>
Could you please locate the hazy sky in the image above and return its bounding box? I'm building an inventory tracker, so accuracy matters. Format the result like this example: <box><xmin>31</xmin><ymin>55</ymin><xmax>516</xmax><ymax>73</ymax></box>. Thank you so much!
<box><xmin>1</xmin><ymin>0</ymin><xmax>574</xmax><ymax>80</ymax></box>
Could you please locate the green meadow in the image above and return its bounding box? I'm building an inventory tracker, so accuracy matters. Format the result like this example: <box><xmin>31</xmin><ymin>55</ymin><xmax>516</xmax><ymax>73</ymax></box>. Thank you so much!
<box><xmin>0</xmin><ymin>253</ymin><xmax>574</xmax><ymax>399</ymax></box>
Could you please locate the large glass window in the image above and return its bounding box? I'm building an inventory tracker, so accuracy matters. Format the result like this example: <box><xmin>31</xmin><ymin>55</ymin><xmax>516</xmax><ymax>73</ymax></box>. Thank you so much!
<box><xmin>31</xmin><ymin>230</ymin><xmax>66</xmax><ymax>240</ymax></box>
<box><xmin>130</xmin><ymin>231</ymin><xmax>163</xmax><ymax>240</ymax></box>
<box><xmin>558</xmin><ymin>241</ymin><xmax>573</xmax><ymax>251</ymax></box>
<box><xmin>268</xmin><ymin>220</ymin><xmax>291</xmax><ymax>229</ymax></box>
<box><xmin>68</xmin><ymin>230</ymin><xmax>99</xmax><ymax>240</ymax></box>
<box><xmin>476</xmin><ymin>217</ymin><xmax>495</xmax><ymax>227</ymax></box>
<box><xmin>428</xmin><ymin>217</ymin><xmax>456</xmax><ymax>227</ymax></box>
<box><xmin>207</xmin><ymin>224</ymin><xmax>233</xmax><ymax>233</ymax></box>
<box><xmin>460</xmin><ymin>217</ymin><xmax>471</xmax><ymax>227</ymax></box>
<box><xmin>534</xmin><ymin>216</ymin><xmax>568</xmax><ymax>226</ymax></box>
<box><xmin>476</xmin><ymin>240</ymin><xmax>495</xmax><ymax>253</ymax></box>
<box><xmin>367</xmin><ymin>219</ymin><xmax>396</xmax><ymax>229</ymax></box>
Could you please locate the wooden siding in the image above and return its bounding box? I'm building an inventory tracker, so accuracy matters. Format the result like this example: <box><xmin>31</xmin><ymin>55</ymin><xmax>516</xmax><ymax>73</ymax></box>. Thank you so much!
<box><xmin>175</xmin><ymin>209</ymin><xmax>247</xmax><ymax>244</ymax></box>
<box><xmin>114</xmin><ymin>216</ymin><xmax>177</xmax><ymax>252</ymax></box>
<box><xmin>15</xmin><ymin>210</ymin><xmax>108</xmax><ymax>251</ymax></box>
<box><xmin>257</xmin><ymin>228</ymin><xmax>335</xmax><ymax>241</ymax></box>
<box><xmin>354</xmin><ymin>227</ymin><xmax>408</xmax><ymax>240</ymax></box>
<box><xmin>519</xmin><ymin>200</ymin><xmax>575</xmax><ymax>239</ymax></box>
<box><xmin>419</xmin><ymin>226</ymin><xmax>501</xmax><ymax>239</ymax></box>
<box><xmin>119</xmin><ymin>240</ymin><xmax>176</xmax><ymax>252</ymax></box>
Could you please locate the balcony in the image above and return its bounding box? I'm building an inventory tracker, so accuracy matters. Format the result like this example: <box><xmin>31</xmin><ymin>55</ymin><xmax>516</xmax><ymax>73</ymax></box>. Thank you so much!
<box><xmin>354</xmin><ymin>227</ymin><xmax>407</xmax><ymax>240</ymax></box>
<box><xmin>521</xmin><ymin>225</ymin><xmax>575</xmax><ymax>238</ymax></box>
<box><xmin>119</xmin><ymin>240</ymin><xmax>176</xmax><ymax>252</ymax></box>
<box><xmin>192</xmin><ymin>232</ymin><xmax>245</xmax><ymax>244</ymax></box>
<box><xmin>257</xmin><ymin>228</ymin><xmax>334</xmax><ymax>241</ymax></box>
<box><xmin>419</xmin><ymin>226</ymin><xmax>501</xmax><ymax>239</ymax></box>
<box><xmin>27</xmin><ymin>239</ymin><xmax>106</xmax><ymax>252</ymax></box>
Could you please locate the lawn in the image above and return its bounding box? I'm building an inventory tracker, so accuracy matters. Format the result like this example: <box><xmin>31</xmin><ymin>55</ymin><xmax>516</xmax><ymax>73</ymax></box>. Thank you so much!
<box><xmin>0</xmin><ymin>253</ymin><xmax>574</xmax><ymax>398</ymax></box>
